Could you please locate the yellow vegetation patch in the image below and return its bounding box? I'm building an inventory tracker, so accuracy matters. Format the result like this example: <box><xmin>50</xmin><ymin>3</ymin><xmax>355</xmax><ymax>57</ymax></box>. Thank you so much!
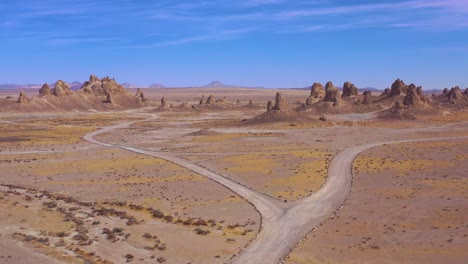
<box><xmin>353</xmin><ymin>156</ymin><xmax>454</xmax><ymax>175</ymax></box>
<box><xmin>270</xmin><ymin>159</ymin><xmax>328</xmax><ymax>199</ymax></box>
<box><xmin>0</xmin><ymin>201</ymin><xmax>74</xmax><ymax>234</ymax></box>
<box><xmin>0</xmin><ymin>123</ymin><xmax>95</xmax><ymax>146</ymax></box>
<box><xmin>219</xmin><ymin>150</ymin><xmax>331</xmax><ymax>200</ymax></box>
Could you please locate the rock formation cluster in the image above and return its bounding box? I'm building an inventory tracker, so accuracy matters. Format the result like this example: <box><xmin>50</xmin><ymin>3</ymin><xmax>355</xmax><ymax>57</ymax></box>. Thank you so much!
<box><xmin>53</xmin><ymin>80</ymin><xmax>73</xmax><ymax>97</ymax></box>
<box><xmin>342</xmin><ymin>81</ymin><xmax>358</xmax><ymax>97</ymax></box>
<box><xmin>39</xmin><ymin>84</ymin><xmax>51</xmax><ymax>96</ymax></box>
<box><xmin>323</xmin><ymin>81</ymin><xmax>340</xmax><ymax>103</ymax></box>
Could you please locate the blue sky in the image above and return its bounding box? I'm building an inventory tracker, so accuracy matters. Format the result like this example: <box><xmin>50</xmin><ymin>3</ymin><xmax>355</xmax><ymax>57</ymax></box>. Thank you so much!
<box><xmin>1</xmin><ymin>0</ymin><xmax>467</xmax><ymax>88</ymax></box>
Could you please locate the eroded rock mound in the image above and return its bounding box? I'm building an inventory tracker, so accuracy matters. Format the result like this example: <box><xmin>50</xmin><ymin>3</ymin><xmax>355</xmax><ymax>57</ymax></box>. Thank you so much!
<box><xmin>363</xmin><ymin>91</ymin><xmax>372</xmax><ymax>105</ymax></box>
<box><xmin>310</xmin><ymin>82</ymin><xmax>325</xmax><ymax>98</ymax></box>
<box><xmin>267</xmin><ymin>100</ymin><xmax>273</xmax><ymax>112</ymax></box>
<box><xmin>205</xmin><ymin>95</ymin><xmax>215</xmax><ymax>104</ymax></box>
<box><xmin>39</xmin><ymin>83</ymin><xmax>51</xmax><ymax>96</ymax></box>
<box><xmin>393</xmin><ymin>100</ymin><xmax>403</xmax><ymax>115</ymax></box>
<box><xmin>323</xmin><ymin>81</ymin><xmax>340</xmax><ymax>103</ymax></box>
<box><xmin>416</xmin><ymin>86</ymin><xmax>428</xmax><ymax>103</ymax></box>
<box><xmin>390</xmin><ymin>79</ymin><xmax>407</xmax><ymax>96</ymax></box>
<box><xmin>403</xmin><ymin>84</ymin><xmax>422</xmax><ymax>106</ymax></box>
<box><xmin>80</xmin><ymin>75</ymin><xmax>127</xmax><ymax>96</ymax></box>
<box><xmin>135</xmin><ymin>88</ymin><xmax>149</xmax><ymax>103</ymax></box>
<box><xmin>161</xmin><ymin>97</ymin><xmax>167</xmax><ymax>107</ymax></box>
<box><xmin>381</xmin><ymin>88</ymin><xmax>391</xmax><ymax>96</ymax></box>
<box><xmin>305</xmin><ymin>96</ymin><xmax>316</xmax><ymax>107</ymax></box>
<box><xmin>272</xmin><ymin>92</ymin><xmax>287</xmax><ymax>111</ymax></box>
<box><xmin>105</xmin><ymin>91</ymin><xmax>114</xmax><ymax>104</ymax></box>
<box><xmin>17</xmin><ymin>91</ymin><xmax>29</xmax><ymax>103</ymax></box>
<box><xmin>342</xmin><ymin>81</ymin><xmax>358</xmax><ymax>97</ymax></box>
<box><xmin>447</xmin><ymin>86</ymin><xmax>466</xmax><ymax>102</ymax></box>
<box><xmin>52</xmin><ymin>80</ymin><xmax>73</xmax><ymax>97</ymax></box>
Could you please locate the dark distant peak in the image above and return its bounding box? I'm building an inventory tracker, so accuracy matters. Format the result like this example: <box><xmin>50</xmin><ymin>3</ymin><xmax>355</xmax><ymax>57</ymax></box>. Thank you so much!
<box><xmin>148</xmin><ymin>84</ymin><xmax>165</xmax><ymax>88</ymax></box>
<box><xmin>204</xmin><ymin>81</ymin><xmax>225</xmax><ymax>87</ymax></box>
<box><xmin>121</xmin><ymin>83</ymin><xmax>133</xmax><ymax>88</ymax></box>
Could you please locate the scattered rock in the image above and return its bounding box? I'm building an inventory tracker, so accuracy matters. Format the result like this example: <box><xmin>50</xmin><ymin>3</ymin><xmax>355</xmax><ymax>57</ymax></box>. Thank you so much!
<box><xmin>319</xmin><ymin>114</ymin><xmax>327</xmax><ymax>121</ymax></box>
<box><xmin>52</xmin><ymin>80</ymin><xmax>73</xmax><ymax>97</ymax></box>
<box><xmin>272</xmin><ymin>92</ymin><xmax>287</xmax><ymax>111</ymax></box>
<box><xmin>248</xmin><ymin>100</ymin><xmax>253</xmax><ymax>106</ymax></box>
<box><xmin>310</xmin><ymin>82</ymin><xmax>324</xmax><ymax>98</ymax></box>
<box><xmin>39</xmin><ymin>83</ymin><xmax>51</xmax><ymax>96</ymax></box>
<box><xmin>342</xmin><ymin>81</ymin><xmax>358</xmax><ymax>97</ymax></box>
<box><xmin>236</xmin><ymin>99</ymin><xmax>241</xmax><ymax>105</ymax></box>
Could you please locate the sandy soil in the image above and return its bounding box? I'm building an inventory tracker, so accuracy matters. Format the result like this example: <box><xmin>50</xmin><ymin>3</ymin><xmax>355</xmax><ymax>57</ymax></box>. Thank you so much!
<box><xmin>286</xmin><ymin>139</ymin><xmax>468</xmax><ymax>264</ymax></box>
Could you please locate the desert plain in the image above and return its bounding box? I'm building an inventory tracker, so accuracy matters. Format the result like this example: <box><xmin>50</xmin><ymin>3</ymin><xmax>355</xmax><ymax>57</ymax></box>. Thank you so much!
<box><xmin>0</xmin><ymin>77</ymin><xmax>467</xmax><ymax>264</ymax></box>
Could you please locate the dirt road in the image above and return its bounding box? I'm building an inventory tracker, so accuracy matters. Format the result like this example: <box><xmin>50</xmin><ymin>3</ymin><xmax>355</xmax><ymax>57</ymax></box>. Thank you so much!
<box><xmin>82</xmin><ymin>119</ymin><xmax>467</xmax><ymax>264</ymax></box>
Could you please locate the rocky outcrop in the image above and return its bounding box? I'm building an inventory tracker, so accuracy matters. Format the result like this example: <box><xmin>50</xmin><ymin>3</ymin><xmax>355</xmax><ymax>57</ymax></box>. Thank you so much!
<box><xmin>323</xmin><ymin>81</ymin><xmax>340</xmax><ymax>103</ymax></box>
<box><xmin>39</xmin><ymin>83</ymin><xmax>51</xmax><ymax>96</ymax></box>
<box><xmin>216</xmin><ymin>97</ymin><xmax>227</xmax><ymax>103</ymax></box>
<box><xmin>267</xmin><ymin>100</ymin><xmax>273</xmax><ymax>112</ymax></box>
<box><xmin>236</xmin><ymin>99</ymin><xmax>241</xmax><ymax>105</ymax></box>
<box><xmin>272</xmin><ymin>92</ymin><xmax>287</xmax><ymax>111</ymax></box>
<box><xmin>363</xmin><ymin>91</ymin><xmax>372</xmax><ymax>105</ymax></box>
<box><xmin>415</xmin><ymin>86</ymin><xmax>428</xmax><ymax>103</ymax></box>
<box><xmin>403</xmin><ymin>85</ymin><xmax>422</xmax><ymax>106</ymax></box>
<box><xmin>393</xmin><ymin>100</ymin><xmax>403</xmax><ymax>115</ymax></box>
<box><xmin>342</xmin><ymin>81</ymin><xmax>358</xmax><ymax>97</ymax></box>
<box><xmin>205</xmin><ymin>95</ymin><xmax>215</xmax><ymax>104</ymax></box>
<box><xmin>310</xmin><ymin>83</ymin><xmax>324</xmax><ymax>98</ymax></box>
<box><xmin>16</xmin><ymin>91</ymin><xmax>29</xmax><ymax>103</ymax></box>
<box><xmin>80</xmin><ymin>75</ymin><xmax>127</xmax><ymax>96</ymax></box>
<box><xmin>447</xmin><ymin>86</ymin><xmax>466</xmax><ymax>102</ymax></box>
<box><xmin>52</xmin><ymin>80</ymin><xmax>73</xmax><ymax>97</ymax></box>
<box><xmin>443</xmin><ymin>88</ymin><xmax>449</xmax><ymax>95</ymax></box>
<box><xmin>248</xmin><ymin>100</ymin><xmax>253</xmax><ymax>106</ymax></box>
<box><xmin>105</xmin><ymin>91</ymin><xmax>114</xmax><ymax>104</ymax></box>
<box><xmin>390</xmin><ymin>79</ymin><xmax>407</xmax><ymax>96</ymax></box>
<box><xmin>381</xmin><ymin>88</ymin><xmax>391</xmax><ymax>96</ymax></box>
<box><xmin>135</xmin><ymin>88</ymin><xmax>149</xmax><ymax>104</ymax></box>
<box><xmin>305</xmin><ymin>96</ymin><xmax>316</xmax><ymax>107</ymax></box>
<box><xmin>161</xmin><ymin>97</ymin><xmax>167</xmax><ymax>107</ymax></box>
<box><xmin>464</xmin><ymin>88</ymin><xmax>468</xmax><ymax>97</ymax></box>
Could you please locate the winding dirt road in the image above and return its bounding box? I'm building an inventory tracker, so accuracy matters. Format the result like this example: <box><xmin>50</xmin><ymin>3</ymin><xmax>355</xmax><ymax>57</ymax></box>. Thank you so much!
<box><xmin>82</xmin><ymin>119</ymin><xmax>467</xmax><ymax>264</ymax></box>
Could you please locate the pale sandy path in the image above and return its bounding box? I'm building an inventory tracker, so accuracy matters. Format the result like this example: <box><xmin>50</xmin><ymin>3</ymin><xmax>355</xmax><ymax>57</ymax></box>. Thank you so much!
<box><xmin>82</xmin><ymin>118</ymin><xmax>467</xmax><ymax>264</ymax></box>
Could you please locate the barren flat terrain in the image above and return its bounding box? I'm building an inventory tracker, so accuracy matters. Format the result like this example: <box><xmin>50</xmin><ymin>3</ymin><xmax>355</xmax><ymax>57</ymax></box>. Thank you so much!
<box><xmin>1</xmin><ymin>86</ymin><xmax>467</xmax><ymax>263</ymax></box>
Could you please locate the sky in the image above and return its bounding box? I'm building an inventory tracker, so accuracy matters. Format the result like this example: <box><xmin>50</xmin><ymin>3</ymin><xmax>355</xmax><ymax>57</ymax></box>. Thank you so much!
<box><xmin>1</xmin><ymin>0</ymin><xmax>467</xmax><ymax>89</ymax></box>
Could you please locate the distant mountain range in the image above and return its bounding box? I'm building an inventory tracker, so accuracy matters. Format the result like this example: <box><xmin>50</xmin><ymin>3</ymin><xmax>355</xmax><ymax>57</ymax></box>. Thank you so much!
<box><xmin>202</xmin><ymin>81</ymin><xmax>263</xmax><ymax>89</ymax></box>
<box><xmin>0</xmin><ymin>82</ymin><xmax>83</xmax><ymax>90</ymax></box>
<box><xmin>0</xmin><ymin>81</ymin><xmax>166</xmax><ymax>90</ymax></box>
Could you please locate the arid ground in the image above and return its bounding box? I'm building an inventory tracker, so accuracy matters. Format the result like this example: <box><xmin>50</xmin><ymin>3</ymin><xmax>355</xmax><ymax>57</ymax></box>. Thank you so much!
<box><xmin>1</xmin><ymin>85</ymin><xmax>467</xmax><ymax>264</ymax></box>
